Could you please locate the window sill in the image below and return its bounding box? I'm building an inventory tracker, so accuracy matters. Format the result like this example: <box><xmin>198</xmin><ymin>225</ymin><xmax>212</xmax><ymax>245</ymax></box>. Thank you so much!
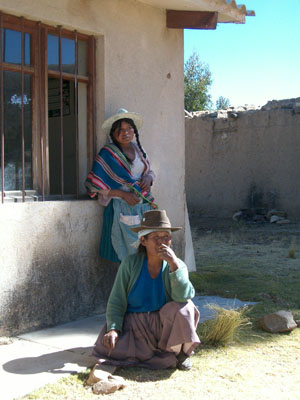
<box><xmin>1</xmin><ymin>191</ymin><xmax>90</xmax><ymax>203</ymax></box>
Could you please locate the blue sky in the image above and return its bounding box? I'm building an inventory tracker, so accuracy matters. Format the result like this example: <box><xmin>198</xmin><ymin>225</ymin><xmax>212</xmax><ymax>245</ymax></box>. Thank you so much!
<box><xmin>184</xmin><ymin>0</ymin><xmax>300</xmax><ymax>108</ymax></box>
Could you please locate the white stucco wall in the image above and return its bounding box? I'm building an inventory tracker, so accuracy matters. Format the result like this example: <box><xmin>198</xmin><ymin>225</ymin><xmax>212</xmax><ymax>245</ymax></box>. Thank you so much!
<box><xmin>0</xmin><ymin>0</ymin><xmax>187</xmax><ymax>334</ymax></box>
<box><xmin>0</xmin><ymin>201</ymin><xmax>118</xmax><ymax>335</ymax></box>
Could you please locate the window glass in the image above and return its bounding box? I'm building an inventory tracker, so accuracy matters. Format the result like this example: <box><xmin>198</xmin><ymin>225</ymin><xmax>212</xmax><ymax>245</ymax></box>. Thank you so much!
<box><xmin>47</xmin><ymin>34</ymin><xmax>59</xmax><ymax>71</ymax></box>
<box><xmin>0</xmin><ymin>15</ymin><xmax>94</xmax><ymax>200</ymax></box>
<box><xmin>48</xmin><ymin>78</ymin><xmax>76</xmax><ymax>195</ymax></box>
<box><xmin>78</xmin><ymin>82</ymin><xmax>87</xmax><ymax>193</ymax></box>
<box><xmin>3</xmin><ymin>29</ymin><xmax>31</xmax><ymax>66</ymax></box>
<box><xmin>62</xmin><ymin>37</ymin><xmax>75</xmax><ymax>74</ymax></box>
<box><xmin>25</xmin><ymin>33</ymin><xmax>30</xmax><ymax>66</ymax></box>
<box><xmin>0</xmin><ymin>71</ymin><xmax>32</xmax><ymax>190</ymax></box>
<box><xmin>48</xmin><ymin>35</ymin><xmax>76</xmax><ymax>74</ymax></box>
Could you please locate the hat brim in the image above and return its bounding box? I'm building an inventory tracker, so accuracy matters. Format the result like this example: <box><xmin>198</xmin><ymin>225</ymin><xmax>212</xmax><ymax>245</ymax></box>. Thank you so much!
<box><xmin>102</xmin><ymin>111</ymin><xmax>143</xmax><ymax>135</ymax></box>
<box><xmin>131</xmin><ymin>226</ymin><xmax>182</xmax><ymax>233</ymax></box>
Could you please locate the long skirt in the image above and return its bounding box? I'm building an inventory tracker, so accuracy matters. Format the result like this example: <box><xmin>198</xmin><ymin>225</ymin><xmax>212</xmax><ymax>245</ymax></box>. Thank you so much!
<box><xmin>99</xmin><ymin>199</ymin><xmax>152</xmax><ymax>262</ymax></box>
<box><xmin>93</xmin><ymin>301</ymin><xmax>200</xmax><ymax>369</ymax></box>
<box><xmin>99</xmin><ymin>200</ymin><xmax>120</xmax><ymax>262</ymax></box>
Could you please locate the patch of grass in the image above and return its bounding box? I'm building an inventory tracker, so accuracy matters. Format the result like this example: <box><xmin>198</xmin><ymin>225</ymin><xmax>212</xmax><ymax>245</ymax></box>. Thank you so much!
<box><xmin>18</xmin><ymin>373</ymin><xmax>94</xmax><ymax>400</ymax></box>
<box><xmin>190</xmin><ymin>220</ymin><xmax>300</xmax><ymax>325</ymax></box>
<box><xmin>190</xmin><ymin>264</ymin><xmax>300</xmax><ymax>310</ymax></box>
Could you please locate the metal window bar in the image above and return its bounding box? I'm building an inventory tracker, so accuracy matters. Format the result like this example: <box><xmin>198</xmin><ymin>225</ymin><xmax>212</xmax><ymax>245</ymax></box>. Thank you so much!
<box><xmin>0</xmin><ymin>13</ymin><xmax>4</xmax><ymax>204</ymax></box>
<box><xmin>58</xmin><ymin>26</ymin><xmax>64</xmax><ymax>199</ymax></box>
<box><xmin>38</xmin><ymin>22</ymin><xmax>45</xmax><ymax>200</ymax></box>
<box><xmin>21</xmin><ymin>17</ymin><xmax>25</xmax><ymax>202</ymax></box>
<box><xmin>91</xmin><ymin>36</ymin><xmax>96</xmax><ymax>158</ymax></box>
<box><xmin>74</xmin><ymin>30</ymin><xmax>79</xmax><ymax>199</ymax></box>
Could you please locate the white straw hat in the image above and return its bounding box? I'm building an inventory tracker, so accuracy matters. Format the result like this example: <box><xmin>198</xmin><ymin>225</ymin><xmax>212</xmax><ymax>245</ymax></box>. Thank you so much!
<box><xmin>102</xmin><ymin>108</ymin><xmax>143</xmax><ymax>135</ymax></box>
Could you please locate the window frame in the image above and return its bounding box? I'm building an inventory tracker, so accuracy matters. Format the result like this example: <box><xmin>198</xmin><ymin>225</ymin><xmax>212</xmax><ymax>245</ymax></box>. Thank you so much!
<box><xmin>0</xmin><ymin>12</ymin><xmax>96</xmax><ymax>203</ymax></box>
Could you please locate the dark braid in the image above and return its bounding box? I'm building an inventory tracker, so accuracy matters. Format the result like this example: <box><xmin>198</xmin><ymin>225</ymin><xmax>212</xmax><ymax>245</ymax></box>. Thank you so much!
<box><xmin>109</xmin><ymin>118</ymin><xmax>147</xmax><ymax>162</ymax></box>
<box><xmin>134</xmin><ymin>130</ymin><xmax>147</xmax><ymax>159</ymax></box>
<box><xmin>137</xmin><ymin>234</ymin><xmax>149</xmax><ymax>254</ymax></box>
<box><xmin>137</xmin><ymin>243</ymin><xmax>146</xmax><ymax>254</ymax></box>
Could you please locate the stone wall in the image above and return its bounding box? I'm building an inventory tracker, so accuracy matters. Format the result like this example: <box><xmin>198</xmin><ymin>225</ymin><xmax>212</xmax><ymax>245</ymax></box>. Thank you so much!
<box><xmin>185</xmin><ymin>98</ymin><xmax>300</xmax><ymax>219</ymax></box>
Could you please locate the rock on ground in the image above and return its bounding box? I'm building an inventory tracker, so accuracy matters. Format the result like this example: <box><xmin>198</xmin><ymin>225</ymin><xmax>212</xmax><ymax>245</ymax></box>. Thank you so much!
<box><xmin>259</xmin><ymin>310</ymin><xmax>297</xmax><ymax>333</ymax></box>
<box><xmin>86</xmin><ymin>363</ymin><xmax>126</xmax><ymax>395</ymax></box>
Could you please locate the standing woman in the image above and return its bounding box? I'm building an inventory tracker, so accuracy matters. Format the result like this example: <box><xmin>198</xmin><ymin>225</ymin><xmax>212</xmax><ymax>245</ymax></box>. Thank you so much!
<box><xmin>85</xmin><ymin>108</ymin><xmax>156</xmax><ymax>262</ymax></box>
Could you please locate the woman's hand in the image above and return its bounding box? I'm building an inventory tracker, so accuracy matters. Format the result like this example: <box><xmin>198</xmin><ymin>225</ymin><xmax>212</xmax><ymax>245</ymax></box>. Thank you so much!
<box><xmin>157</xmin><ymin>244</ymin><xmax>180</xmax><ymax>272</ymax></box>
<box><xmin>122</xmin><ymin>191</ymin><xmax>140</xmax><ymax>206</ymax></box>
<box><xmin>109</xmin><ymin>189</ymin><xmax>140</xmax><ymax>206</ymax></box>
<box><xmin>102</xmin><ymin>330</ymin><xmax>119</xmax><ymax>351</ymax></box>
<box><xmin>140</xmin><ymin>174</ymin><xmax>153</xmax><ymax>192</ymax></box>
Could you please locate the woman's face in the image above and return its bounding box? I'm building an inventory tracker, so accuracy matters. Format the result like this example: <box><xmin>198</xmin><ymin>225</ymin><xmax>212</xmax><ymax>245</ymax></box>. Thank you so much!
<box><xmin>112</xmin><ymin>120</ymin><xmax>134</xmax><ymax>147</ymax></box>
<box><xmin>140</xmin><ymin>231</ymin><xmax>172</xmax><ymax>256</ymax></box>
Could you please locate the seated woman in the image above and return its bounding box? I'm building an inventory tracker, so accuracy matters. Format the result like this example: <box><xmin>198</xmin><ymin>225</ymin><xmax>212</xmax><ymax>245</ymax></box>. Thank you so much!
<box><xmin>93</xmin><ymin>210</ymin><xmax>200</xmax><ymax>370</ymax></box>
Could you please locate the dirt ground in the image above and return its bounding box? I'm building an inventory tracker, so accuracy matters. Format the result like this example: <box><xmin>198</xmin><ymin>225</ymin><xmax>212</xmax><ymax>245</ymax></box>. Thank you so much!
<box><xmin>190</xmin><ymin>215</ymin><xmax>300</xmax><ymax>256</ymax></box>
<box><xmin>189</xmin><ymin>216</ymin><xmax>300</xmax><ymax>308</ymax></box>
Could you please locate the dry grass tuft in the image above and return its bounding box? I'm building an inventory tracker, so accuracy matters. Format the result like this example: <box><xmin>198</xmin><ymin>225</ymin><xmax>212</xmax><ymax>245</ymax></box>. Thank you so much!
<box><xmin>288</xmin><ymin>243</ymin><xmax>296</xmax><ymax>259</ymax></box>
<box><xmin>197</xmin><ymin>305</ymin><xmax>251</xmax><ymax>346</ymax></box>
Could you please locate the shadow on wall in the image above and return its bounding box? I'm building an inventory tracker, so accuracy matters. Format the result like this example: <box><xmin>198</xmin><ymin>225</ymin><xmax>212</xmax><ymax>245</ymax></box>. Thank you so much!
<box><xmin>247</xmin><ymin>184</ymin><xmax>280</xmax><ymax>210</ymax></box>
<box><xmin>1</xmin><ymin>256</ymin><xmax>118</xmax><ymax>337</ymax></box>
<box><xmin>0</xmin><ymin>202</ymin><xmax>118</xmax><ymax>336</ymax></box>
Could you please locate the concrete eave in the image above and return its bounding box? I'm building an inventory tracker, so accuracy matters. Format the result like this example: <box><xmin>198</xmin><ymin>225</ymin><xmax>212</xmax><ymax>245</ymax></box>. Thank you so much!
<box><xmin>138</xmin><ymin>0</ymin><xmax>254</xmax><ymax>24</ymax></box>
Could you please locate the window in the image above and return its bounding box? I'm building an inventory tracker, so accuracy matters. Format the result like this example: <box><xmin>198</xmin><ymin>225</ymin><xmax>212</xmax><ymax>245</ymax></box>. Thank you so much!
<box><xmin>0</xmin><ymin>13</ymin><xmax>96</xmax><ymax>202</ymax></box>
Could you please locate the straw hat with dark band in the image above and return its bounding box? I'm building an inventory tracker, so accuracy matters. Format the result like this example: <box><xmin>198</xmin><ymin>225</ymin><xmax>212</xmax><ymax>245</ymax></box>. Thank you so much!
<box><xmin>131</xmin><ymin>210</ymin><xmax>182</xmax><ymax>233</ymax></box>
<box><xmin>102</xmin><ymin>108</ymin><xmax>143</xmax><ymax>135</ymax></box>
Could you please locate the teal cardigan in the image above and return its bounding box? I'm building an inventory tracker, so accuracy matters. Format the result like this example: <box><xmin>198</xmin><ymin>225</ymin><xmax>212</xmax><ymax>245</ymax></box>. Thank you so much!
<box><xmin>106</xmin><ymin>252</ymin><xmax>195</xmax><ymax>332</ymax></box>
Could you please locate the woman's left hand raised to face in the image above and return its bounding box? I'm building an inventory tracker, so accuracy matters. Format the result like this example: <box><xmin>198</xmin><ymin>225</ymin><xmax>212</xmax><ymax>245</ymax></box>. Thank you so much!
<box><xmin>157</xmin><ymin>244</ymin><xmax>179</xmax><ymax>272</ymax></box>
<box><xmin>140</xmin><ymin>174</ymin><xmax>152</xmax><ymax>192</ymax></box>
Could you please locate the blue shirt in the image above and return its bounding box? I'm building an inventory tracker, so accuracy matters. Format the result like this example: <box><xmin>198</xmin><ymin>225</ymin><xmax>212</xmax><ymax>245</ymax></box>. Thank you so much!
<box><xmin>127</xmin><ymin>258</ymin><xmax>166</xmax><ymax>313</ymax></box>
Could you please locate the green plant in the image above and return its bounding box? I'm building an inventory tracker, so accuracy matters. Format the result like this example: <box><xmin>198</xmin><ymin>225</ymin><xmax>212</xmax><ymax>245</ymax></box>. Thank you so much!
<box><xmin>184</xmin><ymin>51</ymin><xmax>212</xmax><ymax>112</ymax></box>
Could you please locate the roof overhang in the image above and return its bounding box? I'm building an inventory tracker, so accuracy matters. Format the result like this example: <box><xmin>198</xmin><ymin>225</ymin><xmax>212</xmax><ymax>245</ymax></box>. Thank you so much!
<box><xmin>138</xmin><ymin>0</ymin><xmax>254</xmax><ymax>27</ymax></box>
